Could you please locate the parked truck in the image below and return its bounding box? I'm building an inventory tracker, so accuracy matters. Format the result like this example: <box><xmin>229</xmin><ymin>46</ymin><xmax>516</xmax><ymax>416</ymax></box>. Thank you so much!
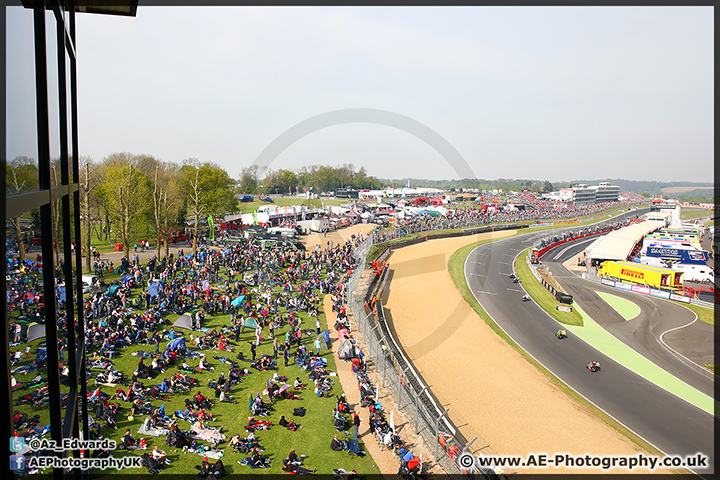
<box><xmin>297</xmin><ymin>218</ymin><xmax>329</xmax><ymax>233</ymax></box>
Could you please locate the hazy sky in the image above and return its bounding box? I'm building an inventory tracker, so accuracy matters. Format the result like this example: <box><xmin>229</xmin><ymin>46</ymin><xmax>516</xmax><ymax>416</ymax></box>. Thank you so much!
<box><xmin>7</xmin><ymin>6</ymin><xmax>714</xmax><ymax>183</ymax></box>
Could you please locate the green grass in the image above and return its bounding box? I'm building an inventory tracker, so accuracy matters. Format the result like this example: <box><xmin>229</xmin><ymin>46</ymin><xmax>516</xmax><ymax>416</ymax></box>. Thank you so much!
<box><xmin>678</xmin><ymin>302</ymin><xmax>715</xmax><ymax>326</ymax></box>
<box><xmin>680</xmin><ymin>208</ymin><xmax>714</xmax><ymax>221</ymax></box>
<box><xmin>11</xmin><ymin>266</ymin><xmax>379</xmax><ymax>475</ymax></box>
<box><xmin>445</xmin><ymin>237</ymin><xmax>667</xmax><ymax>458</ymax></box>
<box><xmin>514</xmin><ymin>248</ymin><xmax>583</xmax><ymax>326</ymax></box>
<box><xmin>704</xmin><ymin>219</ymin><xmax>716</xmax><ymax>227</ymax></box>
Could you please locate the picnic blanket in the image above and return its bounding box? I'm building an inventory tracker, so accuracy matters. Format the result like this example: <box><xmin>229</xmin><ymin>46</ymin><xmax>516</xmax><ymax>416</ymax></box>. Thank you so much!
<box><xmin>191</xmin><ymin>425</ymin><xmax>225</xmax><ymax>443</ymax></box>
<box><xmin>138</xmin><ymin>418</ymin><xmax>169</xmax><ymax>437</ymax></box>
<box><xmin>198</xmin><ymin>450</ymin><xmax>224</xmax><ymax>460</ymax></box>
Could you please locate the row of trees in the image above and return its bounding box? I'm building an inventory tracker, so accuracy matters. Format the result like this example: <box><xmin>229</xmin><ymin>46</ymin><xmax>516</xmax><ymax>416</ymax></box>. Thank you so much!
<box><xmin>6</xmin><ymin>154</ymin><xmax>236</xmax><ymax>269</ymax></box>
<box><xmin>404</xmin><ymin>177</ymin><xmax>555</xmax><ymax>193</ymax></box>
<box><xmin>239</xmin><ymin>163</ymin><xmax>386</xmax><ymax>194</ymax></box>
<box><xmin>6</xmin><ymin>156</ymin><xmax>389</xmax><ymax>271</ymax></box>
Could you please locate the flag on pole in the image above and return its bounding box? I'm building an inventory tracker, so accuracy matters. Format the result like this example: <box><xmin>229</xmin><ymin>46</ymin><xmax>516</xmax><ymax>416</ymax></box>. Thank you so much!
<box><xmin>208</xmin><ymin>216</ymin><xmax>215</xmax><ymax>242</ymax></box>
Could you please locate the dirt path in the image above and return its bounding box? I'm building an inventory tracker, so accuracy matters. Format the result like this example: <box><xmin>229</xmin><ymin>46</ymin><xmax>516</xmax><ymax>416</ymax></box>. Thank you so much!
<box><xmin>322</xmin><ymin>295</ymin><xmax>398</xmax><ymax>477</ymax></box>
<box><xmin>382</xmin><ymin>232</ymin><xmax>672</xmax><ymax>475</ymax></box>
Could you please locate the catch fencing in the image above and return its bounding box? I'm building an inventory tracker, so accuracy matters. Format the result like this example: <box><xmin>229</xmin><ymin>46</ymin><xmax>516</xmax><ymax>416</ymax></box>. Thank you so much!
<box><xmin>346</xmin><ymin>228</ymin><xmax>487</xmax><ymax>476</ymax></box>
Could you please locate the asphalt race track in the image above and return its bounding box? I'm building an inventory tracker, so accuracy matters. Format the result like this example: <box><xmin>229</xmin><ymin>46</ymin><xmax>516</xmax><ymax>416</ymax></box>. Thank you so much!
<box><xmin>543</xmin><ymin>239</ymin><xmax>715</xmax><ymax>395</ymax></box>
<box><xmin>463</xmin><ymin>210</ymin><xmax>714</xmax><ymax>475</ymax></box>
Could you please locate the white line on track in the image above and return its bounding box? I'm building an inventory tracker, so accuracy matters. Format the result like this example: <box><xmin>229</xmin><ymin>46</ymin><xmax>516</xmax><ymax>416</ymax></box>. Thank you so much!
<box><xmin>497</xmin><ymin>261</ymin><xmax>510</xmax><ymax>265</ymax></box>
<box><xmin>476</xmin><ymin>290</ymin><xmax>496</xmax><ymax>295</ymax></box>
<box><xmin>463</xmin><ymin>243</ymin><xmax>695</xmax><ymax>476</ymax></box>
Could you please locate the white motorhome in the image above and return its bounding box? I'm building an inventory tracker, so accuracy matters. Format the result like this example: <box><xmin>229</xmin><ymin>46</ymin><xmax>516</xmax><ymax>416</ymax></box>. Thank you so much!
<box><xmin>267</xmin><ymin>226</ymin><xmax>297</xmax><ymax>238</ymax></box>
<box><xmin>297</xmin><ymin>218</ymin><xmax>329</xmax><ymax>233</ymax></box>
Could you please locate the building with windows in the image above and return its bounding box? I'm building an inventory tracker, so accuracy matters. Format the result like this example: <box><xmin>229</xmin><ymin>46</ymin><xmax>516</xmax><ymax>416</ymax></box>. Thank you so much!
<box><xmin>593</xmin><ymin>182</ymin><xmax>620</xmax><ymax>202</ymax></box>
<box><xmin>570</xmin><ymin>184</ymin><xmax>596</xmax><ymax>204</ymax></box>
<box><xmin>541</xmin><ymin>182</ymin><xmax>620</xmax><ymax>205</ymax></box>
<box><xmin>3</xmin><ymin>3</ymin><xmax>137</xmax><ymax>479</ymax></box>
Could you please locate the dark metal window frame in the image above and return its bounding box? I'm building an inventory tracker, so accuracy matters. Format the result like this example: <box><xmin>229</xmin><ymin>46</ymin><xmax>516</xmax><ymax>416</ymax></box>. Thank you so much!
<box><xmin>3</xmin><ymin>2</ymin><xmax>87</xmax><ymax>478</ymax></box>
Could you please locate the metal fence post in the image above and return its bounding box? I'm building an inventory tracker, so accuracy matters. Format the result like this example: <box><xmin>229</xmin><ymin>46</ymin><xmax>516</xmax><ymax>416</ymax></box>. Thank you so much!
<box><xmin>415</xmin><ymin>386</ymin><xmax>427</xmax><ymax>431</ymax></box>
<box><xmin>368</xmin><ymin>322</ymin><xmax>381</xmax><ymax>360</ymax></box>
<box><xmin>397</xmin><ymin>366</ymin><xmax>409</xmax><ymax>410</ymax></box>
<box><xmin>434</xmin><ymin>408</ymin><xmax>450</xmax><ymax>460</ymax></box>
<box><xmin>381</xmin><ymin>344</ymin><xmax>388</xmax><ymax>388</ymax></box>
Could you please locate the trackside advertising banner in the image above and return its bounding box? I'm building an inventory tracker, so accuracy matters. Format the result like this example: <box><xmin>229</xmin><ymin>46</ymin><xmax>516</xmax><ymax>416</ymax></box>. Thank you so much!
<box><xmin>649</xmin><ymin>288</ymin><xmax>671</xmax><ymax>299</ymax></box>
<box><xmin>614</xmin><ymin>282</ymin><xmax>632</xmax><ymax>291</ymax></box>
<box><xmin>670</xmin><ymin>293</ymin><xmax>691</xmax><ymax>303</ymax></box>
<box><xmin>645</xmin><ymin>246</ymin><xmax>708</xmax><ymax>265</ymax></box>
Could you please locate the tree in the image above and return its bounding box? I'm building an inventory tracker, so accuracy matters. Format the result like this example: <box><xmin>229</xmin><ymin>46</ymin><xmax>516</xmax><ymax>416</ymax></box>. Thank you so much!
<box><xmin>101</xmin><ymin>153</ymin><xmax>152</xmax><ymax>258</ymax></box>
<box><xmin>182</xmin><ymin>166</ymin><xmax>205</xmax><ymax>256</ymax></box>
<box><xmin>5</xmin><ymin>156</ymin><xmax>39</xmax><ymax>262</ymax></box>
<box><xmin>79</xmin><ymin>157</ymin><xmax>100</xmax><ymax>271</ymax></box>
<box><xmin>238</xmin><ymin>165</ymin><xmax>259</xmax><ymax>194</ymax></box>
<box><xmin>542</xmin><ymin>181</ymin><xmax>554</xmax><ymax>193</ymax></box>
<box><xmin>150</xmin><ymin>162</ymin><xmax>182</xmax><ymax>259</ymax></box>
<box><xmin>311</xmin><ymin>166</ymin><xmax>341</xmax><ymax>193</ymax></box>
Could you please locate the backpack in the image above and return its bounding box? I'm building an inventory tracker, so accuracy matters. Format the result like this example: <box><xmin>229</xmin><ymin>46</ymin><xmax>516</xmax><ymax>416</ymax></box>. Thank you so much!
<box><xmin>293</xmin><ymin>407</ymin><xmax>306</xmax><ymax>417</ymax></box>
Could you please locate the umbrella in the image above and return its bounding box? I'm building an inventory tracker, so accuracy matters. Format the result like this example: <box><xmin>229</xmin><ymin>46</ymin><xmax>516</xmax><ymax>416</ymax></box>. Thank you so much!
<box><xmin>279</xmin><ymin>384</ymin><xmax>291</xmax><ymax>393</ymax></box>
<box><xmin>231</xmin><ymin>295</ymin><xmax>246</xmax><ymax>306</ymax></box>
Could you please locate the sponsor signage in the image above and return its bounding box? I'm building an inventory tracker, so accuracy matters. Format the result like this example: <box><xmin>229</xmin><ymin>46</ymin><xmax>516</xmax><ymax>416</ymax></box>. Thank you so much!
<box><xmin>601</xmin><ymin>278</ymin><xmax>615</xmax><ymax>287</ymax></box>
<box><xmin>669</xmin><ymin>293</ymin><xmax>691</xmax><ymax>303</ymax></box>
<box><xmin>621</xmin><ymin>268</ymin><xmax>644</xmax><ymax>281</ymax></box>
<box><xmin>614</xmin><ymin>282</ymin><xmax>632</xmax><ymax>291</ymax></box>
<box><xmin>645</xmin><ymin>247</ymin><xmax>708</xmax><ymax>265</ymax></box>
<box><xmin>556</xmin><ymin>306</ymin><xmax>572</xmax><ymax>312</ymax></box>
<box><xmin>631</xmin><ymin>285</ymin><xmax>651</xmax><ymax>295</ymax></box>
<box><xmin>649</xmin><ymin>289</ymin><xmax>671</xmax><ymax>299</ymax></box>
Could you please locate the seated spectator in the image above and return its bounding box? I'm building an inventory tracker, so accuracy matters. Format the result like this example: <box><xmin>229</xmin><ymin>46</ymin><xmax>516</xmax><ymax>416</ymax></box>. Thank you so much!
<box><xmin>249</xmin><ymin>451</ymin><xmax>269</xmax><ymax>468</ymax></box>
<box><xmin>337</xmin><ymin>393</ymin><xmax>349</xmax><ymax>412</ymax></box>
<box><xmin>278</xmin><ymin>415</ymin><xmax>300</xmax><ymax>431</ymax></box>
<box><xmin>330</xmin><ymin>434</ymin><xmax>347</xmax><ymax>451</ymax></box>
<box><xmin>151</xmin><ymin>445</ymin><xmax>169</xmax><ymax>464</ymax></box>
<box><xmin>121</xmin><ymin>429</ymin><xmax>138</xmax><ymax>449</ymax></box>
